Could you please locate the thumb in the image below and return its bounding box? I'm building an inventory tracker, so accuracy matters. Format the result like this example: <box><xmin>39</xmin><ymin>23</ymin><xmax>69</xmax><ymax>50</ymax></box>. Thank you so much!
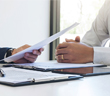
<box><xmin>75</xmin><ymin>36</ymin><xmax>80</xmax><ymax>42</ymax></box>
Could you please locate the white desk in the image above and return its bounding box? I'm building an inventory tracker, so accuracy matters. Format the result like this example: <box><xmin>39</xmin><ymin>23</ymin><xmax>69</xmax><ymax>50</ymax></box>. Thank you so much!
<box><xmin>0</xmin><ymin>74</ymin><xmax>110</xmax><ymax>96</ymax></box>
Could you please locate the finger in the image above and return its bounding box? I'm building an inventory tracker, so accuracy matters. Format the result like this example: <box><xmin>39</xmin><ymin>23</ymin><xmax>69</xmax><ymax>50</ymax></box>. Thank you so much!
<box><xmin>56</xmin><ymin>42</ymin><xmax>69</xmax><ymax>49</ymax></box>
<box><xmin>56</xmin><ymin>54</ymin><xmax>72</xmax><ymax>60</ymax></box>
<box><xmin>75</xmin><ymin>36</ymin><xmax>80</xmax><ymax>42</ymax></box>
<box><xmin>14</xmin><ymin>58</ymin><xmax>28</xmax><ymax>63</ymax></box>
<box><xmin>56</xmin><ymin>48</ymin><xmax>69</xmax><ymax>55</ymax></box>
<box><xmin>65</xmin><ymin>38</ymin><xmax>75</xmax><ymax>42</ymax></box>
<box><xmin>24</xmin><ymin>55</ymin><xmax>37</xmax><ymax>63</ymax></box>
<box><xmin>33</xmin><ymin>50</ymin><xmax>41</xmax><ymax>55</ymax></box>
<box><xmin>39</xmin><ymin>48</ymin><xmax>44</xmax><ymax>52</ymax></box>
<box><xmin>24</xmin><ymin>53</ymin><xmax>38</xmax><ymax>59</ymax></box>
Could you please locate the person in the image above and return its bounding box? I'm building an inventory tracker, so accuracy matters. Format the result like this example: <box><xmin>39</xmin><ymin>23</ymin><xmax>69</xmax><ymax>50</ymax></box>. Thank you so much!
<box><xmin>55</xmin><ymin>0</ymin><xmax>110</xmax><ymax>73</ymax></box>
<box><xmin>0</xmin><ymin>44</ymin><xmax>44</xmax><ymax>63</ymax></box>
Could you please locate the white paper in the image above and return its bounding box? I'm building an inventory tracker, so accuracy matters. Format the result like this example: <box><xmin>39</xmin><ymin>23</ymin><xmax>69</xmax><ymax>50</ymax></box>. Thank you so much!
<box><xmin>3</xmin><ymin>22</ymin><xmax>79</xmax><ymax>62</ymax></box>
<box><xmin>0</xmin><ymin>67</ymin><xmax>78</xmax><ymax>83</ymax></box>
<box><xmin>12</xmin><ymin>61</ymin><xmax>105</xmax><ymax>70</ymax></box>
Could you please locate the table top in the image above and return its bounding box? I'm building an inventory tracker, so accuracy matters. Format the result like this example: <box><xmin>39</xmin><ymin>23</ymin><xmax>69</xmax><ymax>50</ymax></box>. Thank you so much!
<box><xmin>0</xmin><ymin>74</ymin><xmax>110</xmax><ymax>96</ymax></box>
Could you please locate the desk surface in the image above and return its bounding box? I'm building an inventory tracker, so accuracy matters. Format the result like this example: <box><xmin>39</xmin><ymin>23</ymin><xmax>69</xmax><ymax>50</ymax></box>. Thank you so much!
<box><xmin>0</xmin><ymin>74</ymin><xmax>110</xmax><ymax>96</ymax></box>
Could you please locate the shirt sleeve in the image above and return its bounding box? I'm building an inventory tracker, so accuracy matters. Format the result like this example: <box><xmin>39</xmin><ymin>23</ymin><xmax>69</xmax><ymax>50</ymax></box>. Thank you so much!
<box><xmin>0</xmin><ymin>48</ymin><xmax>12</xmax><ymax>63</ymax></box>
<box><xmin>81</xmin><ymin>0</ymin><xmax>110</xmax><ymax>65</ymax></box>
<box><xmin>94</xmin><ymin>47</ymin><xmax>110</xmax><ymax>65</ymax></box>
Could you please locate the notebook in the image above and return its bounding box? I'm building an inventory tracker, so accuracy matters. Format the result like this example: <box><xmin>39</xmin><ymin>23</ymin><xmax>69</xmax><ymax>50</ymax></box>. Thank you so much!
<box><xmin>0</xmin><ymin>67</ymin><xmax>82</xmax><ymax>86</ymax></box>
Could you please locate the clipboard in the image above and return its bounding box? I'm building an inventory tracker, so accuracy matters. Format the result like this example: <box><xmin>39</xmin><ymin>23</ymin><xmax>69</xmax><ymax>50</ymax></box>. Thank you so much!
<box><xmin>1</xmin><ymin>61</ymin><xmax>108</xmax><ymax>86</ymax></box>
<box><xmin>0</xmin><ymin>67</ymin><xmax>83</xmax><ymax>86</ymax></box>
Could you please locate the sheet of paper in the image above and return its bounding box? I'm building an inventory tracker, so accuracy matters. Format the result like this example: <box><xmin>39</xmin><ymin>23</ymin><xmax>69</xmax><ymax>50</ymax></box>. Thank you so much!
<box><xmin>0</xmin><ymin>67</ymin><xmax>79</xmax><ymax>83</ymax></box>
<box><xmin>3</xmin><ymin>22</ymin><xmax>79</xmax><ymax>62</ymax></box>
<box><xmin>12</xmin><ymin>61</ymin><xmax>106</xmax><ymax>70</ymax></box>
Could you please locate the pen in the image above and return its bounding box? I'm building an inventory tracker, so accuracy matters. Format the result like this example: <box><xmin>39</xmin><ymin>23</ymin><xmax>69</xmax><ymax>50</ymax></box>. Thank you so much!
<box><xmin>0</xmin><ymin>69</ymin><xmax>5</xmax><ymax>77</ymax></box>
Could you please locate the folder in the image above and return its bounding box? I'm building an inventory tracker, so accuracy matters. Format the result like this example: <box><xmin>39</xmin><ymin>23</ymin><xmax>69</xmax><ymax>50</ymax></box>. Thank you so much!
<box><xmin>8</xmin><ymin>61</ymin><xmax>106</xmax><ymax>71</ymax></box>
<box><xmin>6</xmin><ymin>60</ymin><xmax>109</xmax><ymax>76</ymax></box>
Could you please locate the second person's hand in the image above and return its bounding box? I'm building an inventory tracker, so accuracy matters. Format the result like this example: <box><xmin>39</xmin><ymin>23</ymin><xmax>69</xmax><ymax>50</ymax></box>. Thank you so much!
<box><xmin>12</xmin><ymin>44</ymin><xmax>44</xmax><ymax>63</ymax></box>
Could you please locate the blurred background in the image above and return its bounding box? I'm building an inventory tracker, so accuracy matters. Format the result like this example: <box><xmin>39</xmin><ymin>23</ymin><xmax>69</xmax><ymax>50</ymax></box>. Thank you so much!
<box><xmin>60</xmin><ymin>0</ymin><xmax>104</xmax><ymax>43</ymax></box>
<box><xmin>0</xmin><ymin>0</ymin><xmax>105</xmax><ymax>61</ymax></box>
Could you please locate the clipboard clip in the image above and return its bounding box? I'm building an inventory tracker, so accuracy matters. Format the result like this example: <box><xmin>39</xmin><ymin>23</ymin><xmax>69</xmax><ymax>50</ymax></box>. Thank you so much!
<box><xmin>28</xmin><ymin>78</ymin><xmax>35</xmax><ymax>82</ymax></box>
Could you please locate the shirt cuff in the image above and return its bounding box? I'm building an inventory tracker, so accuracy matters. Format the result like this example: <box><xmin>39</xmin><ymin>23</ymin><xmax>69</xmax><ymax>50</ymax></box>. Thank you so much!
<box><xmin>93</xmin><ymin>47</ymin><xmax>110</xmax><ymax>65</ymax></box>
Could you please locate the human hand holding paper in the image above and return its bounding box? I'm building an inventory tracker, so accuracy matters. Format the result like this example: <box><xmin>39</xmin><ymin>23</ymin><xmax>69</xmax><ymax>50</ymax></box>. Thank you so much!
<box><xmin>3</xmin><ymin>22</ymin><xmax>79</xmax><ymax>62</ymax></box>
<box><xmin>12</xmin><ymin>45</ymin><xmax>44</xmax><ymax>63</ymax></box>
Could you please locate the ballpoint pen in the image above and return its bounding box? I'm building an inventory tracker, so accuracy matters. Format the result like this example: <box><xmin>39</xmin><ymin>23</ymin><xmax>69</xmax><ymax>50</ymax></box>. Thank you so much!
<box><xmin>0</xmin><ymin>69</ymin><xmax>5</xmax><ymax>77</ymax></box>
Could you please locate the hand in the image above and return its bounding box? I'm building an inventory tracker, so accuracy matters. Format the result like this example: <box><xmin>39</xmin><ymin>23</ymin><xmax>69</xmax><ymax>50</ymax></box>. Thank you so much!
<box><xmin>12</xmin><ymin>44</ymin><xmax>44</xmax><ymax>63</ymax></box>
<box><xmin>56</xmin><ymin>42</ymin><xmax>93</xmax><ymax>63</ymax></box>
<box><xmin>65</xmin><ymin>36</ymin><xmax>80</xmax><ymax>42</ymax></box>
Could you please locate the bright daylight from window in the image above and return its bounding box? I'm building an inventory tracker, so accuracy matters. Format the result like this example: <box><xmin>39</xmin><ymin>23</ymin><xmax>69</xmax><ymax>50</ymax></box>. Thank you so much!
<box><xmin>60</xmin><ymin>0</ymin><xmax>105</xmax><ymax>43</ymax></box>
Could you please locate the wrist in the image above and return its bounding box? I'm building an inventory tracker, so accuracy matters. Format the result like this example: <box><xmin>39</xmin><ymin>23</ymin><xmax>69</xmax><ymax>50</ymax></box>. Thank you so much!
<box><xmin>6</xmin><ymin>48</ymin><xmax>15</xmax><ymax>57</ymax></box>
<box><xmin>88</xmin><ymin>47</ymin><xmax>94</xmax><ymax>62</ymax></box>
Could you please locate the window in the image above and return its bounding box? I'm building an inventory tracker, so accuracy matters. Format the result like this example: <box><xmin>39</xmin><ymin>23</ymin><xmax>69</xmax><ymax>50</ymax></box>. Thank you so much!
<box><xmin>60</xmin><ymin>0</ymin><xmax>105</xmax><ymax>43</ymax></box>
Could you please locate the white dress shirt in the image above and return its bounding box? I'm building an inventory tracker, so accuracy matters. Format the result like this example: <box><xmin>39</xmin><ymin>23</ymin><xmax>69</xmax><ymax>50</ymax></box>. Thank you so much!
<box><xmin>81</xmin><ymin>0</ymin><xmax>110</xmax><ymax>65</ymax></box>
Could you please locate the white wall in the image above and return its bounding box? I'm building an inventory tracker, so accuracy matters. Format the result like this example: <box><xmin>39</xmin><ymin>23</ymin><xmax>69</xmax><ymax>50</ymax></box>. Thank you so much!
<box><xmin>0</xmin><ymin>0</ymin><xmax>50</xmax><ymax>61</ymax></box>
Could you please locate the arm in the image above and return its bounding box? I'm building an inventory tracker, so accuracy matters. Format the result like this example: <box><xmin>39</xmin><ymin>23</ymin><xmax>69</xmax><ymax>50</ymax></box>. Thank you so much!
<box><xmin>56</xmin><ymin>0</ymin><xmax>110</xmax><ymax>65</ymax></box>
<box><xmin>82</xmin><ymin>0</ymin><xmax>109</xmax><ymax>47</ymax></box>
<box><xmin>0</xmin><ymin>45</ymin><xmax>44</xmax><ymax>63</ymax></box>
<box><xmin>81</xmin><ymin>0</ymin><xmax>110</xmax><ymax>65</ymax></box>
<box><xmin>11</xmin><ymin>45</ymin><xmax>44</xmax><ymax>63</ymax></box>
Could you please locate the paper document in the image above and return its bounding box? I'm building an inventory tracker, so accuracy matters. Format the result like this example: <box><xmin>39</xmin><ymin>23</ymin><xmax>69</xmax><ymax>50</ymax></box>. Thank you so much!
<box><xmin>3</xmin><ymin>22</ymin><xmax>79</xmax><ymax>62</ymax></box>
